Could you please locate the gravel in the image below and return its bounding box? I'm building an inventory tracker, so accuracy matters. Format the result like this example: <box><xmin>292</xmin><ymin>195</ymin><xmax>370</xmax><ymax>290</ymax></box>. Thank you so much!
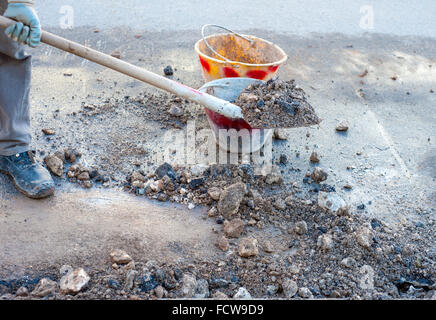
<box><xmin>1</xmin><ymin>80</ymin><xmax>433</xmax><ymax>301</ymax></box>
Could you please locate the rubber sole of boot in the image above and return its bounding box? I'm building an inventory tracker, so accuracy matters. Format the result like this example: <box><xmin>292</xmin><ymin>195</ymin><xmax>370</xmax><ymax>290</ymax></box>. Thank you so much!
<box><xmin>0</xmin><ymin>169</ymin><xmax>55</xmax><ymax>199</ymax></box>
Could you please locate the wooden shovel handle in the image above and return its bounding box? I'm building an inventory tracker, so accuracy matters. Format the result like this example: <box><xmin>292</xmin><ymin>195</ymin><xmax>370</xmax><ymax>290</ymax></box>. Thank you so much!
<box><xmin>0</xmin><ymin>15</ymin><xmax>243</xmax><ymax>119</ymax></box>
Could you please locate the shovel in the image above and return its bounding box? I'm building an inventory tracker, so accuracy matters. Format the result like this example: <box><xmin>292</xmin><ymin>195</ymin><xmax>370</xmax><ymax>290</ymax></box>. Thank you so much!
<box><xmin>0</xmin><ymin>15</ymin><xmax>252</xmax><ymax>128</ymax></box>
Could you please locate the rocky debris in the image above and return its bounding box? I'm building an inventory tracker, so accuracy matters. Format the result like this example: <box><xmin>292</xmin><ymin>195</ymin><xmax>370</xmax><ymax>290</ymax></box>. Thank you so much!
<box><xmin>279</xmin><ymin>154</ymin><xmax>288</xmax><ymax>164</ymax></box>
<box><xmin>298</xmin><ymin>287</ymin><xmax>313</xmax><ymax>299</ymax></box>
<box><xmin>44</xmin><ymin>154</ymin><xmax>63</xmax><ymax>176</ymax></box>
<box><xmin>282</xmin><ymin>279</ymin><xmax>298</xmax><ymax>298</ymax></box>
<box><xmin>181</xmin><ymin>274</ymin><xmax>197</xmax><ymax>298</ymax></box>
<box><xmin>273</xmin><ymin>129</ymin><xmax>288</xmax><ymax>140</ymax></box>
<box><xmin>355</xmin><ymin>226</ymin><xmax>373</xmax><ymax>249</ymax></box>
<box><xmin>64</xmin><ymin>149</ymin><xmax>81</xmax><ymax>163</ymax></box>
<box><xmin>223</xmin><ymin>218</ymin><xmax>245</xmax><ymax>238</ymax></box>
<box><xmin>121</xmin><ymin>162</ymin><xmax>292</xmax><ymax>225</ymax></box>
<box><xmin>310</xmin><ymin>151</ymin><xmax>320</xmax><ymax>163</ymax></box>
<box><xmin>153</xmin><ymin>269</ymin><xmax>165</xmax><ymax>286</ymax></box>
<box><xmin>168</xmin><ymin>104</ymin><xmax>183</xmax><ymax>117</ymax></box>
<box><xmin>340</xmin><ymin>257</ymin><xmax>356</xmax><ymax>269</ymax></box>
<box><xmin>163</xmin><ymin>65</ymin><xmax>174</xmax><ymax>76</ymax></box>
<box><xmin>24</xmin><ymin>90</ymin><xmax>434</xmax><ymax>302</ymax></box>
<box><xmin>154</xmin><ymin>285</ymin><xmax>165</xmax><ymax>299</ymax></box>
<box><xmin>317</xmin><ymin>234</ymin><xmax>333</xmax><ymax>251</ymax></box>
<box><xmin>157</xmin><ymin>193</ymin><xmax>168</xmax><ymax>202</ymax></box>
<box><xmin>132</xmin><ymin>180</ymin><xmax>145</xmax><ymax>188</ymax></box>
<box><xmin>77</xmin><ymin>172</ymin><xmax>90</xmax><ymax>181</ymax></box>
<box><xmin>294</xmin><ymin>221</ymin><xmax>308</xmax><ymax>235</ymax></box>
<box><xmin>318</xmin><ymin>192</ymin><xmax>347</xmax><ymax>214</ymax></box>
<box><xmin>140</xmin><ymin>272</ymin><xmax>158</xmax><ymax>292</ymax></box>
<box><xmin>212</xmin><ymin>291</ymin><xmax>229</xmax><ymax>300</ymax></box>
<box><xmin>207</xmin><ymin>187</ymin><xmax>221</xmax><ymax>201</ymax></box>
<box><xmin>217</xmin><ymin>235</ymin><xmax>229</xmax><ymax>252</ymax></box>
<box><xmin>266</xmin><ymin>285</ymin><xmax>278</xmax><ymax>296</ymax></box>
<box><xmin>42</xmin><ymin>128</ymin><xmax>55</xmax><ymax>135</ymax></box>
<box><xmin>124</xmin><ymin>270</ymin><xmax>138</xmax><ymax>290</ymax></box>
<box><xmin>110</xmin><ymin>249</ymin><xmax>133</xmax><ymax>265</ymax></box>
<box><xmin>233</xmin><ymin>287</ymin><xmax>252</xmax><ymax>300</ymax></box>
<box><xmin>190</xmin><ymin>164</ymin><xmax>208</xmax><ymax>177</ymax></box>
<box><xmin>31</xmin><ymin>278</ymin><xmax>57</xmax><ymax>297</ymax></box>
<box><xmin>209</xmin><ymin>278</ymin><xmax>229</xmax><ymax>289</ymax></box>
<box><xmin>359</xmin><ymin>69</ymin><xmax>368</xmax><ymax>78</ymax></box>
<box><xmin>189</xmin><ymin>178</ymin><xmax>204</xmax><ymax>189</ymax></box>
<box><xmin>194</xmin><ymin>279</ymin><xmax>210</xmax><ymax>299</ymax></box>
<box><xmin>310</xmin><ymin>167</ymin><xmax>328</xmax><ymax>183</ymax></box>
<box><xmin>15</xmin><ymin>59</ymin><xmax>433</xmax><ymax>301</ymax></box>
<box><xmin>273</xmin><ymin>198</ymin><xmax>286</xmax><ymax>210</ymax></box>
<box><xmin>67</xmin><ymin>164</ymin><xmax>96</xmax><ymax>188</ymax></box>
<box><xmin>336</xmin><ymin>206</ymin><xmax>351</xmax><ymax>217</ymax></box>
<box><xmin>284</xmin><ymin>196</ymin><xmax>294</xmax><ymax>206</ymax></box>
<box><xmin>155</xmin><ymin>162</ymin><xmax>176</xmax><ymax>180</ymax></box>
<box><xmin>148</xmin><ymin>179</ymin><xmax>164</xmax><ymax>193</ymax></box>
<box><xmin>60</xmin><ymin>268</ymin><xmax>90</xmax><ymax>295</ymax></box>
<box><xmin>262</xmin><ymin>240</ymin><xmax>275</xmax><ymax>253</ymax></box>
<box><xmin>131</xmin><ymin>171</ymin><xmax>145</xmax><ymax>183</ymax></box>
<box><xmin>53</xmin><ymin>150</ymin><xmax>65</xmax><ymax>163</ymax></box>
<box><xmin>208</xmin><ymin>207</ymin><xmax>218</xmax><ymax>217</ymax></box>
<box><xmin>4</xmin><ymin>215</ymin><xmax>434</xmax><ymax>300</ymax></box>
<box><xmin>336</xmin><ymin>120</ymin><xmax>349</xmax><ymax>132</ymax></box>
<box><xmin>59</xmin><ymin>265</ymin><xmax>73</xmax><ymax>276</ymax></box>
<box><xmin>218</xmin><ymin>182</ymin><xmax>246</xmax><ymax>218</ymax></box>
<box><xmin>288</xmin><ymin>264</ymin><xmax>300</xmax><ymax>275</ymax></box>
<box><xmin>15</xmin><ymin>287</ymin><xmax>29</xmax><ymax>297</ymax></box>
<box><xmin>265</xmin><ymin>165</ymin><xmax>283</xmax><ymax>184</ymax></box>
<box><xmin>82</xmin><ymin>180</ymin><xmax>92</xmax><ymax>189</ymax></box>
<box><xmin>108</xmin><ymin>279</ymin><xmax>121</xmax><ymax>290</ymax></box>
<box><xmin>235</xmin><ymin>79</ymin><xmax>320</xmax><ymax>129</ymax></box>
<box><xmin>238</xmin><ymin>238</ymin><xmax>259</xmax><ymax>258</ymax></box>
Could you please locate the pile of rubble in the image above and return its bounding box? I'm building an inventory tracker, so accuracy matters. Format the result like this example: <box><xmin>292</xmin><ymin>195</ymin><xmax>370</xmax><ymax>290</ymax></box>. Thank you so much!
<box><xmin>44</xmin><ymin>148</ymin><xmax>110</xmax><ymax>189</ymax></box>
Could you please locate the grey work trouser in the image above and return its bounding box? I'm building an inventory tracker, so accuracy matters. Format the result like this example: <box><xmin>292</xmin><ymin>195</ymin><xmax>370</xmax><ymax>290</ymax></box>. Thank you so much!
<box><xmin>0</xmin><ymin>0</ymin><xmax>32</xmax><ymax>156</ymax></box>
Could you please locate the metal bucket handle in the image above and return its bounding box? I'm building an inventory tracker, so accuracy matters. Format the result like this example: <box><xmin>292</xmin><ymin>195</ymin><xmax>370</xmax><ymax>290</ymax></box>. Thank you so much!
<box><xmin>201</xmin><ymin>24</ymin><xmax>255</xmax><ymax>65</ymax></box>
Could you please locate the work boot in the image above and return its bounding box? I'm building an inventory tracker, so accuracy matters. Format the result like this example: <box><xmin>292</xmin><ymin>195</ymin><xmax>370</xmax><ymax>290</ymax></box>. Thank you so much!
<box><xmin>0</xmin><ymin>151</ymin><xmax>55</xmax><ymax>199</ymax></box>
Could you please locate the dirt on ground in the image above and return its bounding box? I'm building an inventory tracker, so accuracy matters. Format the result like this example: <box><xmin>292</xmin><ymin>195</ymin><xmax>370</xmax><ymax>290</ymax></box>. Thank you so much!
<box><xmin>1</xmin><ymin>86</ymin><xmax>435</xmax><ymax>300</ymax></box>
<box><xmin>1</xmin><ymin>160</ymin><xmax>435</xmax><ymax>300</ymax></box>
<box><xmin>0</xmin><ymin>27</ymin><xmax>435</xmax><ymax>300</ymax></box>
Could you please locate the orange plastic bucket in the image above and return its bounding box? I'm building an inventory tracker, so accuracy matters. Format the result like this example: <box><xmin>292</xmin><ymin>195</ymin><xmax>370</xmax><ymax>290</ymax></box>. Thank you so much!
<box><xmin>195</xmin><ymin>25</ymin><xmax>287</xmax><ymax>82</ymax></box>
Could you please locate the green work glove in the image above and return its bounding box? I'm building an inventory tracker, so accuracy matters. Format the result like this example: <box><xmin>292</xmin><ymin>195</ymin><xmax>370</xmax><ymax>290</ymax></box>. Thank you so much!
<box><xmin>4</xmin><ymin>1</ymin><xmax>41</xmax><ymax>47</ymax></box>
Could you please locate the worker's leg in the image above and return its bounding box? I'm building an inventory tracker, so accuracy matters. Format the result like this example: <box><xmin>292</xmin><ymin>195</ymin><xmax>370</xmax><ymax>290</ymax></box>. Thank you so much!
<box><xmin>0</xmin><ymin>0</ymin><xmax>54</xmax><ymax>199</ymax></box>
<box><xmin>0</xmin><ymin>0</ymin><xmax>32</xmax><ymax>156</ymax></box>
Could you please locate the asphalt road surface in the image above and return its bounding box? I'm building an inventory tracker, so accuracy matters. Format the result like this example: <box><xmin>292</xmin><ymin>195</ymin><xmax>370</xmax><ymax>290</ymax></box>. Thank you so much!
<box><xmin>0</xmin><ymin>1</ymin><xmax>434</xmax><ymax>277</ymax></box>
<box><xmin>36</xmin><ymin>0</ymin><xmax>436</xmax><ymax>37</ymax></box>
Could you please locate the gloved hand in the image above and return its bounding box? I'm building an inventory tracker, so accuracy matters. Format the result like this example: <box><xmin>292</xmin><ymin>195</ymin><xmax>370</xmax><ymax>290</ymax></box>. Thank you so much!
<box><xmin>4</xmin><ymin>1</ymin><xmax>41</xmax><ymax>47</ymax></box>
